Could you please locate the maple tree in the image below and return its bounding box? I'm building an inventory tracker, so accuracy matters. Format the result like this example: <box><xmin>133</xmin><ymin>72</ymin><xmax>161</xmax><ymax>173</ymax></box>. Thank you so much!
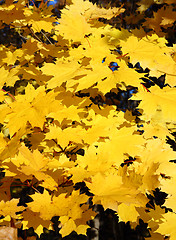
<box><xmin>0</xmin><ymin>0</ymin><xmax>176</xmax><ymax>239</ymax></box>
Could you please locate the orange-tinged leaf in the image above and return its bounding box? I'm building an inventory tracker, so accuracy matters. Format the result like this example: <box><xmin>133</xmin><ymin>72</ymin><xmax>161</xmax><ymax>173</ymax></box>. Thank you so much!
<box><xmin>22</xmin><ymin>208</ymin><xmax>52</xmax><ymax>235</ymax></box>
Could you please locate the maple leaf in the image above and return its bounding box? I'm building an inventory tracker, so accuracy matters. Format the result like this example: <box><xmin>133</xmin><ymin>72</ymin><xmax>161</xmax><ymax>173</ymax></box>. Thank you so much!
<box><xmin>0</xmin><ymin>133</ymin><xmax>8</xmax><ymax>156</ymax></box>
<box><xmin>106</xmin><ymin>126</ymin><xmax>145</xmax><ymax>161</ymax></box>
<box><xmin>55</xmin><ymin>0</ymin><xmax>124</xmax><ymax>43</ymax></box>
<box><xmin>160</xmin><ymin>179</ymin><xmax>176</xmax><ymax>212</ymax></box>
<box><xmin>86</xmin><ymin>172</ymin><xmax>148</xmax><ymax>212</ymax></box>
<box><xmin>156</xmin><ymin>212</ymin><xmax>176</xmax><ymax>240</ymax></box>
<box><xmin>0</xmin><ymin>67</ymin><xmax>9</xmax><ymax>88</ymax></box>
<box><xmin>47</xmin><ymin>154</ymin><xmax>75</xmax><ymax>170</ymax></box>
<box><xmin>142</xmin><ymin>117</ymin><xmax>174</xmax><ymax>140</ymax></box>
<box><xmin>55</xmin><ymin>5</ymin><xmax>92</xmax><ymax>43</ymax></box>
<box><xmin>26</xmin><ymin>17</ymin><xmax>55</xmax><ymax>34</ymax></box>
<box><xmin>4</xmin><ymin>84</ymin><xmax>59</xmax><ymax>136</ymax></box>
<box><xmin>2</xmin><ymin>48</ymin><xmax>24</xmax><ymax>66</ymax></box>
<box><xmin>47</xmin><ymin>104</ymin><xmax>83</xmax><ymax>123</ymax></box>
<box><xmin>68</xmin><ymin>58</ymin><xmax>143</xmax><ymax>93</ymax></box>
<box><xmin>59</xmin><ymin>205</ymin><xmax>96</xmax><ymax>237</ymax></box>
<box><xmin>120</xmin><ymin>34</ymin><xmax>176</xmax><ymax>85</ymax></box>
<box><xmin>130</xmin><ymin>138</ymin><xmax>173</xmax><ymax>193</ymax></box>
<box><xmin>68</xmin><ymin>0</ymin><xmax>125</xmax><ymax>22</ymax></box>
<box><xmin>96</xmin><ymin>59</ymin><xmax>144</xmax><ymax>93</ymax></box>
<box><xmin>0</xmin><ymin>5</ymin><xmax>25</xmax><ymax>24</ymax></box>
<box><xmin>118</xmin><ymin>203</ymin><xmax>139</xmax><ymax>222</ymax></box>
<box><xmin>131</xmin><ymin>85</ymin><xmax>176</xmax><ymax>122</ymax></box>
<box><xmin>28</xmin><ymin>189</ymin><xmax>88</xmax><ymax>219</ymax></box>
<box><xmin>81</xmin><ymin>109</ymin><xmax>123</xmax><ymax>144</ymax></box>
<box><xmin>0</xmin><ymin>0</ymin><xmax>176</xmax><ymax>237</ymax></box>
<box><xmin>22</xmin><ymin>208</ymin><xmax>52</xmax><ymax>235</ymax></box>
<box><xmin>0</xmin><ymin>126</ymin><xmax>28</xmax><ymax>161</ymax></box>
<box><xmin>137</xmin><ymin>0</ymin><xmax>155</xmax><ymax>12</ymax></box>
<box><xmin>45</xmin><ymin>124</ymin><xmax>86</xmax><ymax>149</ymax></box>
<box><xmin>156</xmin><ymin>162</ymin><xmax>176</xmax><ymax>213</ymax></box>
<box><xmin>22</xmin><ymin>0</ymin><xmax>56</xmax><ymax>31</ymax></box>
<box><xmin>85</xmin><ymin>5</ymin><xmax>125</xmax><ymax>20</ymax></box>
<box><xmin>67</xmin><ymin>27</ymin><xmax>114</xmax><ymax>64</ymax></box>
<box><xmin>69</xmin><ymin>141</ymin><xmax>122</xmax><ymax>183</ymax></box>
<box><xmin>41</xmin><ymin>59</ymin><xmax>89</xmax><ymax>89</ymax></box>
<box><xmin>27</xmin><ymin>190</ymin><xmax>56</xmax><ymax>221</ymax></box>
<box><xmin>0</xmin><ymin>65</ymin><xmax>20</xmax><ymax>87</ymax></box>
<box><xmin>11</xmin><ymin>145</ymin><xmax>58</xmax><ymax>190</ymax></box>
<box><xmin>0</xmin><ymin>199</ymin><xmax>24</xmax><ymax>219</ymax></box>
<box><xmin>143</xmin><ymin>5</ymin><xmax>176</xmax><ymax>33</ymax></box>
<box><xmin>28</xmin><ymin>189</ymin><xmax>90</xmax><ymax>236</ymax></box>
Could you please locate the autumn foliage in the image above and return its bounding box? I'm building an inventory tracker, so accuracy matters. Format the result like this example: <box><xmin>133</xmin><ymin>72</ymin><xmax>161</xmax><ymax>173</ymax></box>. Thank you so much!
<box><xmin>0</xmin><ymin>0</ymin><xmax>176</xmax><ymax>239</ymax></box>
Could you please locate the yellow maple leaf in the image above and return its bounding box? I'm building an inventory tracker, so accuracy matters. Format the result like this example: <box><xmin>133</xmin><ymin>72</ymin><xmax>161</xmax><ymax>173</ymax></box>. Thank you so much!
<box><xmin>157</xmin><ymin>163</ymin><xmax>176</xmax><ymax>213</ymax></box>
<box><xmin>97</xmin><ymin>60</ymin><xmax>144</xmax><ymax>93</ymax></box>
<box><xmin>4</xmin><ymin>84</ymin><xmax>59</xmax><ymax>136</ymax></box>
<box><xmin>0</xmin><ymin>65</ymin><xmax>20</xmax><ymax>87</ymax></box>
<box><xmin>28</xmin><ymin>189</ymin><xmax>90</xmax><ymax>236</ymax></box>
<box><xmin>118</xmin><ymin>203</ymin><xmax>139</xmax><ymax>222</ymax></box>
<box><xmin>106</xmin><ymin>126</ymin><xmax>145</xmax><ymax>161</ymax></box>
<box><xmin>0</xmin><ymin>133</ymin><xmax>8</xmax><ymax>156</ymax></box>
<box><xmin>28</xmin><ymin>190</ymin><xmax>88</xmax><ymax>219</ymax></box>
<box><xmin>86</xmin><ymin>172</ymin><xmax>147</xmax><ymax>212</ymax></box>
<box><xmin>69</xmin><ymin>141</ymin><xmax>121</xmax><ymax>183</ymax></box>
<box><xmin>0</xmin><ymin>199</ymin><xmax>24</xmax><ymax>219</ymax></box>
<box><xmin>27</xmin><ymin>18</ymin><xmax>55</xmax><ymax>33</ymax></box>
<box><xmin>69</xmin><ymin>0</ymin><xmax>124</xmax><ymax>22</ymax></box>
<box><xmin>142</xmin><ymin>117</ymin><xmax>174</xmax><ymax>140</ymax></box>
<box><xmin>85</xmin><ymin>5</ymin><xmax>124</xmax><ymax>20</ymax></box>
<box><xmin>41</xmin><ymin>60</ymin><xmax>89</xmax><ymax>89</ymax></box>
<box><xmin>55</xmin><ymin>0</ymin><xmax>123</xmax><ymax>44</ymax></box>
<box><xmin>131</xmin><ymin>138</ymin><xmax>176</xmax><ymax>193</ymax></box>
<box><xmin>0</xmin><ymin>126</ymin><xmax>27</xmax><ymax>161</ymax></box>
<box><xmin>55</xmin><ymin>7</ymin><xmax>91</xmax><ymax>43</ymax></box>
<box><xmin>156</xmin><ymin>212</ymin><xmax>176</xmax><ymax>240</ymax></box>
<box><xmin>120</xmin><ymin>34</ymin><xmax>176</xmax><ymax>84</ymax></box>
<box><xmin>15</xmin><ymin>145</ymin><xmax>58</xmax><ymax>190</ymax></box>
<box><xmin>45</xmin><ymin>124</ymin><xmax>86</xmax><ymax>148</ymax></box>
<box><xmin>59</xmin><ymin>216</ymin><xmax>76</xmax><ymax>237</ymax></box>
<box><xmin>67</xmin><ymin>56</ymin><xmax>144</xmax><ymax>93</ymax></box>
<box><xmin>0</xmin><ymin>67</ymin><xmax>9</xmax><ymax>88</ymax></box>
<box><xmin>2</xmin><ymin>49</ymin><xmax>24</xmax><ymax>65</ymax></box>
<box><xmin>131</xmin><ymin>85</ymin><xmax>176</xmax><ymax>123</ymax></box>
<box><xmin>47</xmin><ymin>104</ymin><xmax>82</xmax><ymax>123</ymax></box>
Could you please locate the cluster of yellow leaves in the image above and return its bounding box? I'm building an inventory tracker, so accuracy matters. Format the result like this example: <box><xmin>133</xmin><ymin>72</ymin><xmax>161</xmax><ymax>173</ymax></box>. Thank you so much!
<box><xmin>0</xmin><ymin>0</ymin><xmax>176</xmax><ymax>239</ymax></box>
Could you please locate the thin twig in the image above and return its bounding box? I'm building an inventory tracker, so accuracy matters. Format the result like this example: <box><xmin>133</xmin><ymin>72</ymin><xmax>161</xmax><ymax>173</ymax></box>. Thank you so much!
<box><xmin>40</xmin><ymin>30</ymin><xmax>54</xmax><ymax>45</ymax></box>
<box><xmin>1</xmin><ymin>89</ymin><xmax>16</xmax><ymax>101</ymax></box>
<box><xmin>27</xmin><ymin>25</ymin><xmax>43</xmax><ymax>42</ymax></box>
